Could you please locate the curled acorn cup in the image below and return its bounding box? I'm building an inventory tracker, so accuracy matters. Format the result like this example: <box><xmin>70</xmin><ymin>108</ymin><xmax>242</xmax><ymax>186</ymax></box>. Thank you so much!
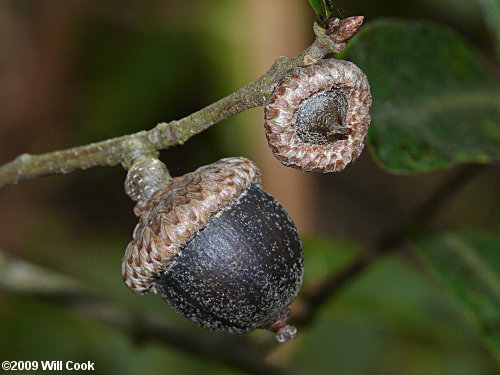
<box><xmin>265</xmin><ymin>58</ymin><xmax>372</xmax><ymax>173</ymax></box>
<box><xmin>122</xmin><ymin>157</ymin><xmax>304</xmax><ymax>342</ymax></box>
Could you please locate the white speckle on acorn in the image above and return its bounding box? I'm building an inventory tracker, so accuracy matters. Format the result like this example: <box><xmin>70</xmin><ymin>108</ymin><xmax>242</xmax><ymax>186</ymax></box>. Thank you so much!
<box><xmin>122</xmin><ymin>157</ymin><xmax>303</xmax><ymax>340</ymax></box>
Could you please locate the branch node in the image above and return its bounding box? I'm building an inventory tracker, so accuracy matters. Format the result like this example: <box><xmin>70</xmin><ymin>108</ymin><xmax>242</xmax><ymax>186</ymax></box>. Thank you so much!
<box><xmin>121</xmin><ymin>134</ymin><xmax>159</xmax><ymax>170</ymax></box>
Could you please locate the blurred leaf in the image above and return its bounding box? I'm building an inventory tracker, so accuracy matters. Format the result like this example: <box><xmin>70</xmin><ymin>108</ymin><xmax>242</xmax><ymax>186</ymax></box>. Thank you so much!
<box><xmin>301</xmin><ymin>235</ymin><xmax>358</xmax><ymax>287</ymax></box>
<box><xmin>0</xmin><ymin>298</ymin><xmax>245</xmax><ymax>375</ymax></box>
<box><xmin>78</xmin><ymin>28</ymin><xmax>215</xmax><ymax>141</ymax></box>
<box><xmin>286</xmin><ymin>244</ymin><xmax>498</xmax><ymax>375</ymax></box>
<box><xmin>413</xmin><ymin>230</ymin><xmax>500</xmax><ymax>360</ymax></box>
<box><xmin>341</xmin><ymin>19</ymin><xmax>500</xmax><ymax>174</ymax></box>
<box><xmin>478</xmin><ymin>0</ymin><xmax>500</xmax><ymax>57</ymax></box>
<box><xmin>307</xmin><ymin>0</ymin><xmax>334</xmax><ymax>26</ymax></box>
<box><xmin>0</xmin><ymin>251</ymin><xmax>82</xmax><ymax>294</ymax></box>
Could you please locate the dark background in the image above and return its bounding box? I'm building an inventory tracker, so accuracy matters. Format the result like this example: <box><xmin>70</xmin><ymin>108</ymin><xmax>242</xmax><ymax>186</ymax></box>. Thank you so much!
<box><xmin>0</xmin><ymin>1</ymin><xmax>498</xmax><ymax>374</ymax></box>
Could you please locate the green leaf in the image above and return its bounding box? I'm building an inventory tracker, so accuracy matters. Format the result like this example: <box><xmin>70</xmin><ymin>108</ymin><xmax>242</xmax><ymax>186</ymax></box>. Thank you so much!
<box><xmin>291</xmin><ymin>236</ymin><xmax>499</xmax><ymax>375</ymax></box>
<box><xmin>301</xmin><ymin>235</ymin><xmax>358</xmax><ymax>286</ymax></box>
<box><xmin>341</xmin><ymin>19</ymin><xmax>500</xmax><ymax>174</ymax></box>
<box><xmin>307</xmin><ymin>0</ymin><xmax>324</xmax><ymax>19</ymax></box>
<box><xmin>413</xmin><ymin>230</ymin><xmax>500</xmax><ymax>360</ymax></box>
<box><xmin>307</xmin><ymin>0</ymin><xmax>334</xmax><ymax>26</ymax></box>
<box><xmin>479</xmin><ymin>0</ymin><xmax>500</xmax><ymax>58</ymax></box>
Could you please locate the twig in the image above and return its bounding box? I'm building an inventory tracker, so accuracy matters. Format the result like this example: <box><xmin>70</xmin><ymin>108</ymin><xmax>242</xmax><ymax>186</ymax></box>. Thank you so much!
<box><xmin>0</xmin><ymin>252</ymin><xmax>301</xmax><ymax>375</ymax></box>
<box><xmin>0</xmin><ymin>27</ymin><xmax>342</xmax><ymax>189</ymax></box>
<box><xmin>293</xmin><ymin>164</ymin><xmax>484</xmax><ymax>326</ymax></box>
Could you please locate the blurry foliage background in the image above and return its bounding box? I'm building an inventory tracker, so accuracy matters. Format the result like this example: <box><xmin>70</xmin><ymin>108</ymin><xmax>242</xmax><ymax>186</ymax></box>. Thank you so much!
<box><xmin>0</xmin><ymin>1</ymin><xmax>498</xmax><ymax>375</ymax></box>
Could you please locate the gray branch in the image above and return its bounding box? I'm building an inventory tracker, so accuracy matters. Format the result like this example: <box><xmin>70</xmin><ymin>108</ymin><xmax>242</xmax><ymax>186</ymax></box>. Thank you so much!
<box><xmin>0</xmin><ymin>26</ymin><xmax>343</xmax><ymax>189</ymax></box>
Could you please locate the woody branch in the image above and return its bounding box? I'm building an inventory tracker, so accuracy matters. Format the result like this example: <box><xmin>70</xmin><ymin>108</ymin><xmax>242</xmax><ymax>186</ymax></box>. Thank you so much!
<box><xmin>0</xmin><ymin>17</ymin><xmax>363</xmax><ymax>190</ymax></box>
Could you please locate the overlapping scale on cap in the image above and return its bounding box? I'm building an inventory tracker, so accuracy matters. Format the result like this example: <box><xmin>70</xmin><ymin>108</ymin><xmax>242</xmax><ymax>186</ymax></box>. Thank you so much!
<box><xmin>122</xmin><ymin>157</ymin><xmax>261</xmax><ymax>294</ymax></box>
<box><xmin>264</xmin><ymin>59</ymin><xmax>372</xmax><ymax>173</ymax></box>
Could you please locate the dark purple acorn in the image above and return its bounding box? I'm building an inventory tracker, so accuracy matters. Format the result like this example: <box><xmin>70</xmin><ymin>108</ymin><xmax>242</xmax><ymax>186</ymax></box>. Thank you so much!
<box><xmin>122</xmin><ymin>157</ymin><xmax>303</xmax><ymax>342</ymax></box>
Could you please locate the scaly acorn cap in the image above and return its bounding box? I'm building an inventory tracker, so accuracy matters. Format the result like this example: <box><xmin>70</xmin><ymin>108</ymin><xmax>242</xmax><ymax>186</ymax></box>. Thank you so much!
<box><xmin>264</xmin><ymin>58</ymin><xmax>372</xmax><ymax>173</ymax></box>
<box><xmin>122</xmin><ymin>157</ymin><xmax>260</xmax><ymax>294</ymax></box>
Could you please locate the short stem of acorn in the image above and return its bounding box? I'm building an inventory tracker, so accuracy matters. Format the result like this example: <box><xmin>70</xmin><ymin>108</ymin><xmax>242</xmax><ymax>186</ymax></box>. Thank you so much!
<box><xmin>121</xmin><ymin>138</ymin><xmax>172</xmax><ymax>202</ymax></box>
<box><xmin>124</xmin><ymin>157</ymin><xmax>171</xmax><ymax>203</ymax></box>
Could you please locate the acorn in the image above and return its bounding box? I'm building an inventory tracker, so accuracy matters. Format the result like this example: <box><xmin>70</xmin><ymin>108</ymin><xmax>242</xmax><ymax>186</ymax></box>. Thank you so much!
<box><xmin>264</xmin><ymin>58</ymin><xmax>372</xmax><ymax>173</ymax></box>
<box><xmin>122</xmin><ymin>157</ymin><xmax>303</xmax><ymax>342</ymax></box>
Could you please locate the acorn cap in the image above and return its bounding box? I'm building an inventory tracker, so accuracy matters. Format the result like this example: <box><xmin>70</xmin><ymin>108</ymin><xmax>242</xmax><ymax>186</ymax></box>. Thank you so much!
<box><xmin>122</xmin><ymin>157</ymin><xmax>260</xmax><ymax>294</ymax></box>
<box><xmin>264</xmin><ymin>58</ymin><xmax>372</xmax><ymax>173</ymax></box>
